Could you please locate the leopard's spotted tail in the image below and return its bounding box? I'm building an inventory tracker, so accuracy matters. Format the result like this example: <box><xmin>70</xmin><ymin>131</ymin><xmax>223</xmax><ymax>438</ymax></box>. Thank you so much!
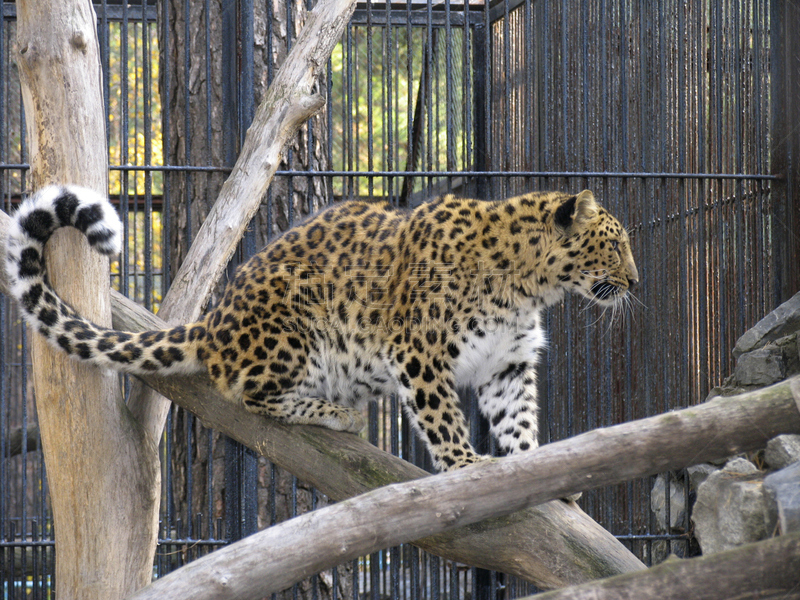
<box><xmin>5</xmin><ymin>185</ymin><xmax>206</xmax><ymax>376</ymax></box>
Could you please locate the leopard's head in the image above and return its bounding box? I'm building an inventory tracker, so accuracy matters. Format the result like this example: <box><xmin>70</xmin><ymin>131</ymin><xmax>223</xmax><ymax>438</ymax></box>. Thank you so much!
<box><xmin>552</xmin><ymin>190</ymin><xmax>638</xmax><ymax>306</ymax></box>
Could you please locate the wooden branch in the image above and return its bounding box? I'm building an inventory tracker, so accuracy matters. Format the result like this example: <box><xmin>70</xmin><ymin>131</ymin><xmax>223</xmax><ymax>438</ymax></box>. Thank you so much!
<box><xmin>109</xmin><ymin>290</ymin><xmax>645</xmax><ymax>588</ymax></box>
<box><xmin>13</xmin><ymin>2</ymin><xmax>161</xmax><ymax>598</ymax></box>
<box><xmin>124</xmin><ymin>376</ymin><xmax>800</xmax><ymax>600</ymax></box>
<box><xmin>530</xmin><ymin>531</ymin><xmax>800</xmax><ymax>600</ymax></box>
<box><xmin>126</xmin><ymin>0</ymin><xmax>360</xmax><ymax>443</ymax></box>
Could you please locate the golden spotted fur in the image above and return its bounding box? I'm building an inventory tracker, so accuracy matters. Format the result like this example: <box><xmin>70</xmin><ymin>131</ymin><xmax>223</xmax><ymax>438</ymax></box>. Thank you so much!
<box><xmin>6</xmin><ymin>187</ymin><xmax>637</xmax><ymax>470</ymax></box>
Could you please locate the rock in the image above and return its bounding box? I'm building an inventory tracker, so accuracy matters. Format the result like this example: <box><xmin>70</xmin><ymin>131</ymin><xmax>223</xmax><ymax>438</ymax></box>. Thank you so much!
<box><xmin>765</xmin><ymin>435</ymin><xmax>800</xmax><ymax>470</ymax></box>
<box><xmin>764</xmin><ymin>462</ymin><xmax>800</xmax><ymax>534</ymax></box>
<box><xmin>733</xmin><ymin>291</ymin><xmax>800</xmax><ymax>358</ymax></box>
<box><xmin>687</xmin><ymin>463</ymin><xmax>718</xmax><ymax>491</ymax></box>
<box><xmin>651</xmin><ymin>472</ymin><xmax>687</xmax><ymax>532</ymax></box>
<box><xmin>733</xmin><ymin>346</ymin><xmax>786</xmax><ymax>387</ymax></box>
<box><xmin>722</xmin><ymin>457</ymin><xmax>759</xmax><ymax>475</ymax></box>
<box><xmin>692</xmin><ymin>459</ymin><xmax>777</xmax><ymax>555</ymax></box>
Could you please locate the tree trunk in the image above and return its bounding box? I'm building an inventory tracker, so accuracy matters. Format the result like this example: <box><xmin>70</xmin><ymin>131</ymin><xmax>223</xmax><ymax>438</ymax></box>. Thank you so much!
<box><xmin>14</xmin><ymin>0</ymin><xmax>160</xmax><ymax>597</ymax></box>
<box><xmin>157</xmin><ymin>3</ymin><xmax>343</xmax><ymax>598</ymax></box>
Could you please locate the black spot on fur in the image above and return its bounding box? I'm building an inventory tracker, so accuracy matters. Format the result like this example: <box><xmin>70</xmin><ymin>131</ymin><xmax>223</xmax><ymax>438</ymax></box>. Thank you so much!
<box><xmin>406</xmin><ymin>356</ymin><xmax>421</xmax><ymax>379</ymax></box>
<box><xmin>21</xmin><ymin>284</ymin><xmax>44</xmax><ymax>313</ymax></box>
<box><xmin>168</xmin><ymin>328</ymin><xmax>187</xmax><ymax>344</ymax></box>
<box><xmin>18</xmin><ymin>247</ymin><xmax>43</xmax><ymax>278</ymax></box>
<box><xmin>20</xmin><ymin>210</ymin><xmax>55</xmax><ymax>244</ymax></box>
<box><xmin>38</xmin><ymin>307</ymin><xmax>59</xmax><ymax>327</ymax></box>
<box><xmin>554</xmin><ymin>196</ymin><xmax>577</xmax><ymax>230</ymax></box>
<box><xmin>74</xmin><ymin>203</ymin><xmax>104</xmax><ymax>232</ymax></box>
<box><xmin>53</xmin><ymin>191</ymin><xmax>80</xmax><ymax>225</ymax></box>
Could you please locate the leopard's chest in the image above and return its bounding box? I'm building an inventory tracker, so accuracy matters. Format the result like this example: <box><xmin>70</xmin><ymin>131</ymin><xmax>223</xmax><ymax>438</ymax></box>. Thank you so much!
<box><xmin>452</xmin><ymin>309</ymin><xmax>545</xmax><ymax>389</ymax></box>
<box><xmin>299</xmin><ymin>330</ymin><xmax>397</xmax><ymax>407</ymax></box>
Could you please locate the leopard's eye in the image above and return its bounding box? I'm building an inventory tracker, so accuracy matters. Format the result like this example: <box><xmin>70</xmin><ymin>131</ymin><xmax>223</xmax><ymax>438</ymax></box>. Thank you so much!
<box><xmin>610</xmin><ymin>240</ymin><xmax>619</xmax><ymax>251</ymax></box>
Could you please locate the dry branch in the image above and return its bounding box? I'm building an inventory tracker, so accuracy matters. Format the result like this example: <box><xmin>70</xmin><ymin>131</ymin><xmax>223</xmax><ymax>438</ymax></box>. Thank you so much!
<box><xmin>123</xmin><ymin>375</ymin><xmax>800</xmax><ymax>600</ymax></box>
<box><xmin>126</xmin><ymin>0</ymin><xmax>361</xmax><ymax>442</ymax></box>
<box><xmin>530</xmin><ymin>531</ymin><xmax>800</xmax><ymax>600</ymax></box>
<box><xmin>14</xmin><ymin>2</ymin><xmax>160</xmax><ymax>597</ymax></box>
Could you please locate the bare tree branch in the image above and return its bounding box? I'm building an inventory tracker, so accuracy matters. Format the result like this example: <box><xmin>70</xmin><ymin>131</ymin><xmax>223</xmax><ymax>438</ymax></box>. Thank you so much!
<box><xmin>530</xmin><ymin>531</ymin><xmax>800</xmax><ymax>600</ymax></box>
<box><xmin>123</xmin><ymin>377</ymin><xmax>800</xmax><ymax>600</ymax></box>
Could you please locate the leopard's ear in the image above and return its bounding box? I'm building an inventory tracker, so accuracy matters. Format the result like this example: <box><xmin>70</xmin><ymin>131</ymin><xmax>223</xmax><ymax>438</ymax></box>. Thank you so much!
<box><xmin>554</xmin><ymin>190</ymin><xmax>599</xmax><ymax>234</ymax></box>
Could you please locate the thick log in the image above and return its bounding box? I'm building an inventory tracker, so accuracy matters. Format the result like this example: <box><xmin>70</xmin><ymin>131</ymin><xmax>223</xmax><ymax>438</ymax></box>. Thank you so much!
<box><xmin>110</xmin><ymin>290</ymin><xmax>645</xmax><ymax>588</ymax></box>
<box><xmin>123</xmin><ymin>376</ymin><xmax>800</xmax><ymax>600</ymax></box>
<box><xmin>531</xmin><ymin>531</ymin><xmax>800</xmax><ymax>600</ymax></box>
<box><xmin>13</xmin><ymin>1</ymin><xmax>160</xmax><ymax>598</ymax></box>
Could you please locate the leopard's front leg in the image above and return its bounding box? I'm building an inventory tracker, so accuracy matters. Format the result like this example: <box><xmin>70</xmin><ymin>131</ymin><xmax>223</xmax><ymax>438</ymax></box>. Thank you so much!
<box><xmin>397</xmin><ymin>361</ymin><xmax>481</xmax><ymax>471</ymax></box>
<box><xmin>475</xmin><ymin>362</ymin><xmax>540</xmax><ymax>455</ymax></box>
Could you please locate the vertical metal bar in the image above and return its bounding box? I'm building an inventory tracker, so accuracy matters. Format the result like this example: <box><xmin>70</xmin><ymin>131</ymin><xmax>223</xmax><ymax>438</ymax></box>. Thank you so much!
<box><xmin>204</xmin><ymin>0</ymin><xmax>214</xmax><ymax>228</ymax></box>
<box><xmin>0</xmin><ymin>295</ymin><xmax>6</xmax><ymax>564</ymax></box>
<box><xmin>385</xmin><ymin>3</ymin><xmax>394</xmax><ymax>201</ymax></box>
<box><xmin>121</xmin><ymin>4</ymin><xmax>130</xmax><ymax>298</ymax></box>
<box><xmin>19</xmin><ymin>326</ymin><xmax>28</xmax><ymax>580</ymax></box>
<box><xmin>162</xmin><ymin>406</ymin><xmax>175</xmax><ymax>575</ymax></box>
<box><xmin>472</xmin><ymin>23</ymin><xmax>488</xmax><ymax>199</ymax></box>
<box><xmin>733</xmin><ymin>0</ymin><xmax>745</xmax><ymax>337</ymax></box>
<box><xmin>367</xmin><ymin>1</ymin><xmax>375</xmax><ymax>199</ymax></box>
<box><xmin>501</xmin><ymin>0</ymin><xmax>510</xmax><ymax>198</ymax></box>
<box><xmin>462</xmin><ymin>0</ymin><xmax>473</xmax><ymax>190</ymax></box>
<box><xmin>100</xmin><ymin>0</ymin><xmax>110</xmax><ymax>150</ymax></box>
<box><xmin>445</xmin><ymin>0</ymin><xmax>454</xmax><ymax>185</ymax></box>
<box><xmin>770</xmin><ymin>1</ymin><xmax>799</xmax><ymax>303</ymax></box>
<box><xmin>676</xmin><ymin>0</ymin><xmax>689</xmax><ymax>556</ymax></box>
<box><xmin>523</xmin><ymin>0</ymin><xmax>532</xmax><ymax>183</ymax></box>
<box><xmin>326</xmin><ymin>43</ymin><xmax>335</xmax><ymax>205</ymax></box>
<box><xmin>184</xmin><ymin>0</ymin><xmax>193</xmax><ymax>245</ymax></box>
<box><xmin>142</xmin><ymin>6</ymin><xmax>153</xmax><ymax>312</ymax></box>
<box><xmin>240</xmin><ymin>0</ymin><xmax>256</xmax><ymax>258</ymax></box>
<box><xmin>346</xmin><ymin>25</ymin><xmax>354</xmax><ymax>200</ymax></box>
<box><xmin>161</xmin><ymin>0</ymin><xmax>172</xmax><ymax>297</ymax></box>
<box><xmin>425</xmin><ymin>0</ymin><xmax>434</xmax><ymax>197</ymax></box>
<box><xmin>696</xmin><ymin>0</ymin><xmax>708</xmax><ymax>407</ymax></box>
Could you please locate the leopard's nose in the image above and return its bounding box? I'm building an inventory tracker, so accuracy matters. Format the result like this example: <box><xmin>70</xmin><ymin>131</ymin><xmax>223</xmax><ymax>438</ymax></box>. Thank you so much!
<box><xmin>627</xmin><ymin>261</ymin><xmax>639</xmax><ymax>287</ymax></box>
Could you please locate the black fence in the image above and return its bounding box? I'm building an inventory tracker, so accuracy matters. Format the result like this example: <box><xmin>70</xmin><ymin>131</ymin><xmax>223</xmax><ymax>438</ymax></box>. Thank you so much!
<box><xmin>1</xmin><ymin>0</ymin><xmax>798</xmax><ymax>598</ymax></box>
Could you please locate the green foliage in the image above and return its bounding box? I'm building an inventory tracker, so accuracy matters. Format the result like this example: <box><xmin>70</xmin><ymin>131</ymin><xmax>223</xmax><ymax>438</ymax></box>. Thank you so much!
<box><xmin>106</xmin><ymin>21</ymin><xmax>164</xmax><ymax>197</ymax></box>
<box><xmin>330</xmin><ymin>26</ymin><xmax>470</xmax><ymax>199</ymax></box>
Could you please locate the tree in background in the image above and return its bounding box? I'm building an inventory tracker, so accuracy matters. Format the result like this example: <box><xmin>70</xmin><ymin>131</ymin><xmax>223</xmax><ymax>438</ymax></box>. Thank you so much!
<box><xmin>157</xmin><ymin>2</ymin><xmax>351</xmax><ymax>598</ymax></box>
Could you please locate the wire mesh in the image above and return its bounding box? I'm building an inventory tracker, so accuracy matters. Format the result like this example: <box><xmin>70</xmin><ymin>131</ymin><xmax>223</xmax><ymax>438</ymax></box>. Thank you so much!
<box><xmin>0</xmin><ymin>0</ymin><xmax>797</xmax><ymax>598</ymax></box>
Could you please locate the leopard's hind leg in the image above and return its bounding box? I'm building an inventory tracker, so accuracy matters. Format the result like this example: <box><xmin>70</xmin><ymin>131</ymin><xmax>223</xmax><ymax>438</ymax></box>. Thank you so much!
<box><xmin>243</xmin><ymin>392</ymin><xmax>365</xmax><ymax>433</ymax></box>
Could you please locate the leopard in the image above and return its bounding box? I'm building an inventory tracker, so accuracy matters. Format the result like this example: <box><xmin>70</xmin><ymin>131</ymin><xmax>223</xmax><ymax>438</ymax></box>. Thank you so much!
<box><xmin>5</xmin><ymin>185</ymin><xmax>638</xmax><ymax>471</ymax></box>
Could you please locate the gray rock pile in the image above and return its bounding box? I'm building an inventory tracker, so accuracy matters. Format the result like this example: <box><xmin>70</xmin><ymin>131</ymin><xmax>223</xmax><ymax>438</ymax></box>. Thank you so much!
<box><xmin>650</xmin><ymin>291</ymin><xmax>800</xmax><ymax>557</ymax></box>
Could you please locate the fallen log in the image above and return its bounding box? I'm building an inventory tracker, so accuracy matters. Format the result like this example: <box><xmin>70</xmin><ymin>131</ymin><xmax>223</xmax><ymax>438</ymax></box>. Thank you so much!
<box><xmin>530</xmin><ymin>531</ymin><xmax>800</xmax><ymax>600</ymax></box>
<box><xmin>120</xmin><ymin>373</ymin><xmax>800</xmax><ymax>599</ymax></box>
